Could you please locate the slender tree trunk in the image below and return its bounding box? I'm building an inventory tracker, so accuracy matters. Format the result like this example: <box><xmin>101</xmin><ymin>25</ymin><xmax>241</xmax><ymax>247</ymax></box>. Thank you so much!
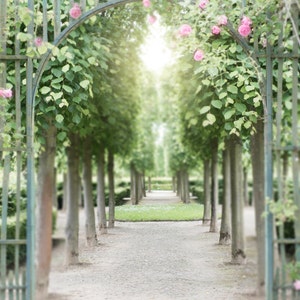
<box><xmin>250</xmin><ymin>118</ymin><xmax>265</xmax><ymax>294</ymax></box>
<box><xmin>142</xmin><ymin>172</ymin><xmax>146</xmax><ymax>197</ymax></box>
<box><xmin>96</xmin><ymin>145</ymin><xmax>107</xmax><ymax>234</ymax></box>
<box><xmin>65</xmin><ymin>133</ymin><xmax>80</xmax><ymax>265</ymax></box>
<box><xmin>210</xmin><ymin>139</ymin><xmax>219</xmax><ymax>233</ymax></box>
<box><xmin>82</xmin><ymin>136</ymin><xmax>97</xmax><ymax>246</ymax></box>
<box><xmin>62</xmin><ymin>172</ymin><xmax>68</xmax><ymax>211</ymax></box>
<box><xmin>183</xmin><ymin>169</ymin><xmax>190</xmax><ymax>204</ymax></box>
<box><xmin>219</xmin><ymin>141</ymin><xmax>231</xmax><ymax>245</ymax></box>
<box><xmin>108</xmin><ymin>151</ymin><xmax>115</xmax><ymax>228</ymax></box>
<box><xmin>230</xmin><ymin>135</ymin><xmax>246</xmax><ymax>264</ymax></box>
<box><xmin>202</xmin><ymin>159</ymin><xmax>211</xmax><ymax>225</ymax></box>
<box><xmin>36</xmin><ymin>123</ymin><xmax>56</xmax><ymax>299</ymax></box>
<box><xmin>243</xmin><ymin>167</ymin><xmax>249</xmax><ymax>206</ymax></box>
<box><xmin>148</xmin><ymin>176</ymin><xmax>152</xmax><ymax>193</ymax></box>
<box><xmin>52</xmin><ymin>168</ymin><xmax>57</xmax><ymax>208</ymax></box>
<box><xmin>130</xmin><ymin>164</ymin><xmax>137</xmax><ymax>205</ymax></box>
<box><xmin>172</xmin><ymin>176</ymin><xmax>176</xmax><ymax>193</ymax></box>
<box><xmin>176</xmin><ymin>171</ymin><xmax>181</xmax><ymax>197</ymax></box>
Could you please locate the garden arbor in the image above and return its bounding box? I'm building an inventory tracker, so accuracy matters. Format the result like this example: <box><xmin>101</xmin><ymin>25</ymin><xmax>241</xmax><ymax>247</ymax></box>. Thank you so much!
<box><xmin>0</xmin><ymin>0</ymin><xmax>299</xmax><ymax>300</ymax></box>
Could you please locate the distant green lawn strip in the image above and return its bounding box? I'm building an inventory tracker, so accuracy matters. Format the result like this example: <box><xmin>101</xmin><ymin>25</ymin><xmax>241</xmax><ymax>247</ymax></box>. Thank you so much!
<box><xmin>114</xmin><ymin>203</ymin><xmax>203</xmax><ymax>222</ymax></box>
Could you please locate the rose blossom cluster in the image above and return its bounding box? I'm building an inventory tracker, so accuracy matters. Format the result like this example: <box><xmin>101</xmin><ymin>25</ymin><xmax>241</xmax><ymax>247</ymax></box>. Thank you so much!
<box><xmin>294</xmin><ymin>280</ymin><xmax>300</xmax><ymax>291</ymax></box>
<box><xmin>141</xmin><ymin>0</ymin><xmax>253</xmax><ymax>62</ymax></box>
<box><xmin>69</xmin><ymin>3</ymin><xmax>81</xmax><ymax>19</ymax></box>
<box><xmin>178</xmin><ymin>24</ymin><xmax>192</xmax><ymax>37</ymax></box>
<box><xmin>0</xmin><ymin>89</ymin><xmax>13</xmax><ymax>99</ymax></box>
<box><xmin>238</xmin><ymin>15</ymin><xmax>252</xmax><ymax>37</ymax></box>
<box><xmin>143</xmin><ymin>0</ymin><xmax>151</xmax><ymax>8</ymax></box>
<box><xmin>211</xmin><ymin>15</ymin><xmax>228</xmax><ymax>35</ymax></box>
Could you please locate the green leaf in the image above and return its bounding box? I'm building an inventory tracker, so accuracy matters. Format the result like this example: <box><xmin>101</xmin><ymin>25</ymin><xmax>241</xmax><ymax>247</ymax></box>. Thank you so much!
<box><xmin>235</xmin><ymin>103</ymin><xmax>247</xmax><ymax>113</ymax></box>
<box><xmin>199</xmin><ymin>106</ymin><xmax>210</xmax><ymax>114</ymax></box>
<box><xmin>55</xmin><ymin>114</ymin><xmax>64</xmax><ymax>123</ymax></box>
<box><xmin>73</xmin><ymin>66</ymin><xmax>82</xmax><ymax>73</ymax></box>
<box><xmin>208</xmin><ymin>67</ymin><xmax>218</xmax><ymax>77</ymax></box>
<box><xmin>57</xmin><ymin>132</ymin><xmax>67</xmax><ymax>141</ymax></box>
<box><xmin>62</xmin><ymin>64</ymin><xmax>70</xmax><ymax>73</ymax></box>
<box><xmin>223</xmin><ymin>109</ymin><xmax>236</xmax><ymax>120</ymax></box>
<box><xmin>62</xmin><ymin>85</ymin><xmax>73</xmax><ymax>93</ymax></box>
<box><xmin>207</xmin><ymin>113</ymin><xmax>216</xmax><ymax>124</ymax></box>
<box><xmin>202</xmin><ymin>79</ymin><xmax>210</xmax><ymax>86</ymax></box>
<box><xmin>219</xmin><ymin>92</ymin><xmax>227</xmax><ymax>99</ymax></box>
<box><xmin>244</xmin><ymin>121</ymin><xmax>252</xmax><ymax>129</ymax></box>
<box><xmin>80</xmin><ymin>80</ymin><xmax>90</xmax><ymax>89</ymax></box>
<box><xmin>227</xmin><ymin>85</ymin><xmax>238</xmax><ymax>94</ymax></box>
<box><xmin>211</xmin><ymin>100</ymin><xmax>222</xmax><ymax>109</ymax></box>
<box><xmin>40</xmin><ymin>86</ymin><xmax>51</xmax><ymax>95</ymax></box>
<box><xmin>52</xmin><ymin>68</ymin><xmax>62</xmax><ymax>78</ymax></box>
<box><xmin>37</xmin><ymin>45</ymin><xmax>48</xmax><ymax>55</ymax></box>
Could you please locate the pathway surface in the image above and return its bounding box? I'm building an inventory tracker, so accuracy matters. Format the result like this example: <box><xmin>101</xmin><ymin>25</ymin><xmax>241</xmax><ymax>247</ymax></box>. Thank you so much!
<box><xmin>48</xmin><ymin>191</ymin><xmax>263</xmax><ymax>300</ymax></box>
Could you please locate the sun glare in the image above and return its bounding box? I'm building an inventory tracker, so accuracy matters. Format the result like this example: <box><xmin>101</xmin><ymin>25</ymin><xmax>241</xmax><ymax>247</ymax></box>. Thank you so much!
<box><xmin>140</xmin><ymin>18</ymin><xmax>173</xmax><ymax>74</ymax></box>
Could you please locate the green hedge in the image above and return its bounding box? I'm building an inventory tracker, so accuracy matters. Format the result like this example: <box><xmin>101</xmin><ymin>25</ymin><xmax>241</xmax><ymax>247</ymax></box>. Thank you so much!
<box><xmin>0</xmin><ymin>209</ymin><xmax>57</xmax><ymax>269</ymax></box>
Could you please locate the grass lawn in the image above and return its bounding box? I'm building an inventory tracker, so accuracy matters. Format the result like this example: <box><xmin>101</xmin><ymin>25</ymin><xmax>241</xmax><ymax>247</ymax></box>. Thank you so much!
<box><xmin>114</xmin><ymin>203</ymin><xmax>204</xmax><ymax>222</ymax></box>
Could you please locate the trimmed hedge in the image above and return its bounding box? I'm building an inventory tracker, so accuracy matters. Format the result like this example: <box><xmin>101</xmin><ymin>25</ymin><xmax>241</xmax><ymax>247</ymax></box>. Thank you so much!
<box><xmin>0</xmin><ymin>209</ymin><xmax>57</xmax><ymax>269</ymax></box>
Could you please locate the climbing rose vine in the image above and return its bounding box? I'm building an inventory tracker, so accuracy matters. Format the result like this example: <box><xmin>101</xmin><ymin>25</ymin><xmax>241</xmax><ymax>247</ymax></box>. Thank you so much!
<box><xmin>70</xmin><ymin>3</ymin><xmax>82</xmax><ymax>19</ymax></box>
<box><xmin>179</xmin><ymin>24</ymin><xmax>192</xmax><ymax>37</ymax></box>
<box><xmin>238</xmin><ymin>16</ymin><xmax>252</xmax><ymax>37</ymax></box>
<box><xmin>294</xmin><ymin>280</ymin><xmax>300</xmax><ymax>291</ymax></box>
<box><xmin>0</xmin><ymin>89</ymin><xmax>13</xmax><ymax>99</ymax></box>
<box><xmin>143</xmin><ymin>0</ymin><xmax>151</xmax><ymax>8</ymax></box>
<box><xmin>211</xmin><ymin>25</ymin><xmax>221</xmax><ymax>35</ymax></box>
<box><xmin>194</xmin><ymin>50</ymin><xmax>204</xmax><ymax>61</ymax></box>
<box><xmin>199</xmin><ymin>0</ymin><xmax>209</xmax><ymax>10</ymax></box>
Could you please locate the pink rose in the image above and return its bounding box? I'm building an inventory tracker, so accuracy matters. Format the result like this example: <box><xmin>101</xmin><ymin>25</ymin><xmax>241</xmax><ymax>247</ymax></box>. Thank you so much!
<box><xmin>218</xmin><ymin>15</ymin><xmax>228</xmax><ymax>26</ymax></box>
<box><xmin>238</xmin><ymin>24</ymin><xmax>251</xmax><ymax>37</ymax></box>
<box><xmin>148</xmin><ymin>15</ymin><xmax>157</xmax><ymax>24</ymax></box>
<box><xmin>211</xmin><ymin>25</ymin><xmax>221</xmax><ymax>35</ymax></box>
<box><xmin>34</xmin><ymin>37</ymin><xmax>43</xmax><ymax>47</ymax></box>
<box><xmin>294</xmin><ymin>280</ymin><xmax>300</xmax><ymax>290</ymax></box>
<box><xmin>179</xmin><ymin>24</ymin><xmax>192</xmax><ymax>37</ymax></box>
<box><xmin>199</xmin><ymin>0</ymin><xmax>209</xmax><ymax>10</ymax></box>
<box><xmin>241</xmin><ymin>15</ymin><xmax>252</xmax><ymax>26</ymax></box>
<box><xmin>0</xmin><ymin>89</ymin><xmax>13</xmax><ymax>99</ymax></box>
<box><xmin>69</xmin><ymin>3</ymin><xmax>81</xmax><ymax>19</ymax></box>
<box><xmin>143</xmin><ymin>0</ymin><xmax>151</xmax><ymax>7</ymax></box>
<box><xmin>194</xmin><ymin>50</ymin><xmax>204</xmax><ymax>61</ymax></box>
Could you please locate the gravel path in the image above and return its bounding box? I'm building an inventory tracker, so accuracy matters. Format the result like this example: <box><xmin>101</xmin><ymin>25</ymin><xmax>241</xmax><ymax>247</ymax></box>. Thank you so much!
<box><xmin>48</xmin><ymin>191</ymin><xmax>263</xmax><ymax>300</ymax></box>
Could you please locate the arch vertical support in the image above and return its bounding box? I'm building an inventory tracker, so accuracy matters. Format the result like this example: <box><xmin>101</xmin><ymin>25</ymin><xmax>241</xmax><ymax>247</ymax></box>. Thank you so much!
<box><xmin>264</xmin><ymin>17</ymin><xmax>274</xmax><ymax>300</ymax></box>
<box><xmin>26</xmin><ymin>0</ymin><xmax>36</xmax><ymax>299</ymax></box>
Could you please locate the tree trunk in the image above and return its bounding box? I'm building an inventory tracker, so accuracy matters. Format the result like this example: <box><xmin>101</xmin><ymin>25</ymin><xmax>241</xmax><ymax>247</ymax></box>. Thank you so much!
<box><xmin>210</xmin><ymin>139</ymin><xmax>219</xmax><ymax>233</ymax></box>
<box><xmin>243</xmin><ymin>167</ymin><xmax>249</xmax><ymax>206</ymax></box>
<box><xmin>219</xmin><ymin>141</ymin><xmax>231</xmax><ymax>245</ymax></box>
<box><xmin>130</xmin><ymin>164</ymin><xmax>137</xmax><ymax>205</ymax></box>
<box><xmin>250</xmin><ymin>118</ymin><xmax>265</xmax><ymax>294</ymax></box>
<box><xmin>230</xmin><ymin>134</ymin><xmax>246</xmax><ymax>264</ymax></box>
<box><xmin>36</xmin><ymin>123</ymin><xmax>56</xmax><ymax>299</ymax></box>
<box><xmin>65</xmin><ymin>133</ymin><xmax>80</xmax><ymax>265</ymax></box>
<box><xmin>108</xmin><ymin>151</ymin><xmax>115</xmax><ymax>228</ymax></box>
<box><xmin>183</xmin><ymin>168</ymin><xmax>190</xmax><ymax>204</ymax></box>
<box><xmin>96</xmin><ymin>145</ymin><xmax>107</xmax><ymax>234</ymax></box>
<box><xmin>62</xmin><ymin>172</ymin><xmax>68</xmax><ymax>211</ymax></box>
<box><xmin>202</xmin><ymin>159</ymin><xmax>211</xmax><ymax>225</ymax></box>
<box><xmin>82</xmin><ymin>136</ymin><xmax>97</xmax><ymax>246</ymax></box>
<box><xmin>148</xmin><ymin>176</ymin><xmax>152</xmax><ymax>193</ymax></box>
<box><xmin>172</xmin><ymin>176</ymin><xmax>176</xmax><ymax>193</ymax></box>
<box><xmin>176</xmin><ymin>171</ymin><xmax>181</xmax><ymax>198</ymax></box>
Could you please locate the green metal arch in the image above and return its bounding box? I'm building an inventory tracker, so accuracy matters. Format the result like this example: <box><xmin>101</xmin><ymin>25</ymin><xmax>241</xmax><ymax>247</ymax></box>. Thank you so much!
<box><xmin>32</xmin><ymin>0</ymin><xmax>139</xmax><ymax>102</ymax></box>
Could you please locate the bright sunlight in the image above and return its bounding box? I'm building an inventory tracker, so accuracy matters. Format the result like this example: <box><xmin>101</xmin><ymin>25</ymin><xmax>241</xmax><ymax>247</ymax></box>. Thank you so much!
<box><xmin>140</xmin><ymin>16</ymin><xmax>173</xmax><ymax>73</ymax></box>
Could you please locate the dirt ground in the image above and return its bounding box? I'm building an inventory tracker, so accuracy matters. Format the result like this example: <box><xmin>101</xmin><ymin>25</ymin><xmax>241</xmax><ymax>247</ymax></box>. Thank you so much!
<box><xmin>47</xmin><ymin>191</ymin><xmax>264</xmax><ymax>300</ymax></box>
